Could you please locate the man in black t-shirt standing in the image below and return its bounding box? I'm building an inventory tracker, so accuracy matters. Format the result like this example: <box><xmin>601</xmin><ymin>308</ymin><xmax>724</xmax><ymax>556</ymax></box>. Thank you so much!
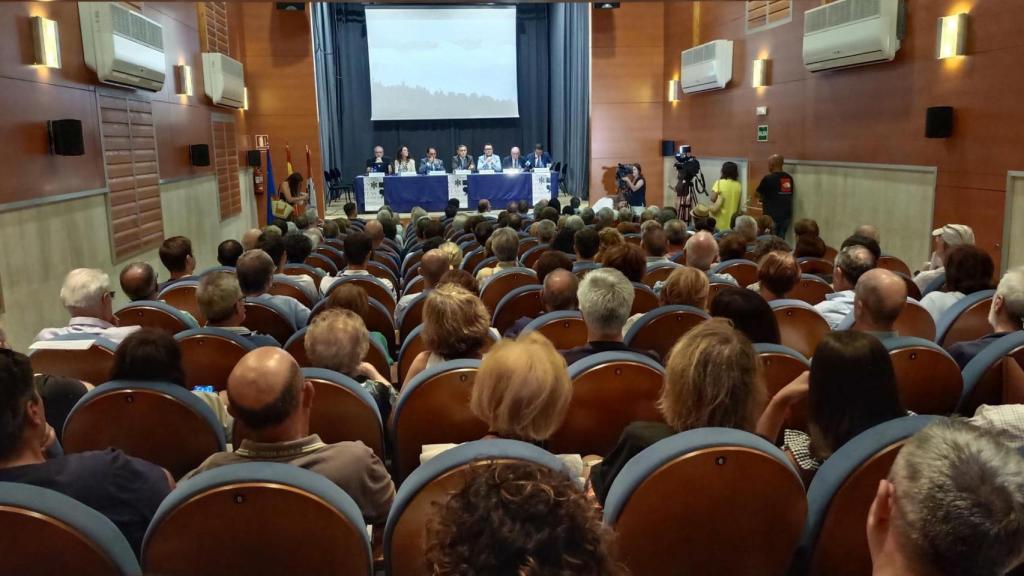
<box><xmin>755</xmin><ymin>154</ymin><xmax>795</xmax><ymax>239</ymax></box>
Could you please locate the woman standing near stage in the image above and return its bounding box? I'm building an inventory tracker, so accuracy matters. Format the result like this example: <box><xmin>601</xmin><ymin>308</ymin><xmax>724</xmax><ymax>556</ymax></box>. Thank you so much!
<box><xmin>278</xmin><ymin>172</ymin><xmax>308</xmax><ymax>218</ymax></box>
<box><xmin>394</xmin><ymin>145</ymin><xmax>416</xmax><ymax>174</ymax></box>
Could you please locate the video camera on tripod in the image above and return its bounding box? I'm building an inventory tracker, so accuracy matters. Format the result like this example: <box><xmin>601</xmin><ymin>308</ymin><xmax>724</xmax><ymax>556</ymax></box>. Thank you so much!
<box><xmin>672</xmin><ymin>145</ymin><xmax>706</xmax><ymax>223</ymax></box>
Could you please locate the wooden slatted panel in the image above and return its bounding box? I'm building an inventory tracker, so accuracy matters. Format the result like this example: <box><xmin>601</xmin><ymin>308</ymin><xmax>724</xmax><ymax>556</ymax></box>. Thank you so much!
<box><xmin>212</xmin><ymin>120</ymin><xmax>241</xmax><ymax>220</ymax></box>
<box><xmin>198</xmin><ymin>2</ymin><xmax>230</xmax><ymax>55</ymax></box>
<box><xmin>747</xmin><ymin>0</ymin><xmax>792</xmax><ymax>32</ymax></box>
<box><xmin>100</xmin><ymin>95</ymin><xmax>164</xmax><ymax>261</ymax></box>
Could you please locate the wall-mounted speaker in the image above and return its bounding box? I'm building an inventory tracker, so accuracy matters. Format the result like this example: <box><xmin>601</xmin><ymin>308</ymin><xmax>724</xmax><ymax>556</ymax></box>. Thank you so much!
<box><xmin>246</xmin><ymin>150</ymin><xmax>262</xmax><ymax>167</ymax></box>
<box><xmin>189</xmin><ymin>144</ymin><xmax>210</xmax><ymax>167</ymax></box>
<box><xmin>925</xmin><ymin>106</ymin><xmax>954</xmax><ymax>139</ymax></box>
<box><xmin>661</xmin><ymin>140</ymin><xmax>676</xmax><ymax>157</ymax></box>
<box><xmin>48</xmin><ymin>119</ymin><xmax>84</xmax><ymax>156</ymax></box>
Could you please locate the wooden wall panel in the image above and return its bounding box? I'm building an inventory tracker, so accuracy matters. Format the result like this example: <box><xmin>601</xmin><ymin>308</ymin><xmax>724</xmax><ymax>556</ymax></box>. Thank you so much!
<box><xmin>212</xmin><ymin>119</ymin><xmax>241</xmax><ymax>219</ymax></box>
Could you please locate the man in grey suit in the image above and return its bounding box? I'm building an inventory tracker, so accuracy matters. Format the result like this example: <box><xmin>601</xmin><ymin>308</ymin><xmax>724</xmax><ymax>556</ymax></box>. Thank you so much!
<box><xmin>451</xmin><ymin>144</ymin><xmax>475</xmax><ymax>171</ymax></box>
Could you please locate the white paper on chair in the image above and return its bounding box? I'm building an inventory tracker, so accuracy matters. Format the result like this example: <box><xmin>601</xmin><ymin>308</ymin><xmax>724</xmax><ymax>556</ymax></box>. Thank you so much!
<box><xmin>29</xmin><ymin>339</ymin><xmax>95</xmax><ymax>351</ymax></box>
<box><xmin>364</xmin><ymin>174</ymin><xmax>385</xmax><ymax>212</ymax></box>
<box><xmin>531</xmin><ymin>171</ymin><xmax>553</xmax><ymax>205</ymax></box>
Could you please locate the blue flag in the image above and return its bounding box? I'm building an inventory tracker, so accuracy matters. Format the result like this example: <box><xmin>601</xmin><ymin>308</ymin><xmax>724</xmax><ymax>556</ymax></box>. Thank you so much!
<box><xmin>265</xmin><ymin>148</ymin><xmax>276</xmax><ymax>225</ymax></box>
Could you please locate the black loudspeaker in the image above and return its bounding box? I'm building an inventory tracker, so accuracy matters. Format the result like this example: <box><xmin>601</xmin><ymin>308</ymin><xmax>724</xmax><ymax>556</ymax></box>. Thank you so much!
<box><xmin>48</xmin><ymin>119</ymin><xmax>84</xmax><ymax>156</ymax></box>
<box><xmin>189</xmin><ymin>144</ymin><xmax>210</xmax><ymax>167</ymax></box>
<box><xmin>925</xmin><ymin>106</ymin><xmax>954</xmax><ymax>139</ymax></box>
<box><xmin>661</xmin><ymin>140</ymin><xmax>676</xmax><ymax>157</ymax></box>
<box><xmin>246</xmin><ymin>150</ymin><xmax>262</xmax><ymax>167</ymax></box>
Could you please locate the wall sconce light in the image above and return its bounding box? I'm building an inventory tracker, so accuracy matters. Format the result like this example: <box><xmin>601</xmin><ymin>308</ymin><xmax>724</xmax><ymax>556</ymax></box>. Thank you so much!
<box><xmin>174</xmin><ymin>64</ymin><xmax>193</xmax><ymax>96</ymax></box>
<box><xmin>31</xmin><ymin>16</ymin><xmax>61</xmax><ymax>69</ymax></box>
<box><xmin>667</xmin><ymin>80</ymin><xmax>680</xmax><ymax>102</ymax></box>
<box><xmin>752</xmin><ymin>59</ymin><xmax>769</xmax><ymax>88</ymax></box>
<box><xmin>243</xmin><ymin>87</ymin><xmax>249</xmax><ymax>110</ymax></box>
<box><xmin>936</xmin><ymin>13</ymin><xmax>967</xmax><ymax>59</ymax></box>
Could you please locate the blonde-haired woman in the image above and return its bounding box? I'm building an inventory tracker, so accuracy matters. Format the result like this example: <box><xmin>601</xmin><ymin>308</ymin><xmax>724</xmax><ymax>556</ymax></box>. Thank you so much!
<box><xmin>595</xmin><ymin>227</ymin><xmax>625</xmax><ymax>263</ymax></box>
<box><xmin>404</xmin><ymin>284</ymin><xmax>493</xmax><ymax>384</ymax></box>
<box><xmin>589</xmin><ymin>319</ymin><xmax>766</xmax><ymax>504</ymax></box>
<box><xmin>624</xmin><ymin>266</ymin><xmax>710</xmax><ymax>334</ymax></box>
<box><xmin>437</xmin><ymin>241</ymin><xmax>463</xmax><ymax>269</ymax></box>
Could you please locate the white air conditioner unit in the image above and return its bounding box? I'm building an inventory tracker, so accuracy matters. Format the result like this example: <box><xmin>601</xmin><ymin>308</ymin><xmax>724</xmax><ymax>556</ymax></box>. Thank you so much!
<box><xmin>79</xmin><ymin>2</ymin><xmax>165</xmax><ymax>92</ymax></box>
<box><xmin>803</xmin><ymin>0</ymin><xmax>901</xmax><ymax>72</ymax></box>
<box><xmin>680</xmin><ymin>39</ymin><xmax>734</xmax><ymax>94</ymax></box>
<box><xmin>202</xmin><ymin>52</ymin><xmax>245</xmax><ymax>109</ymax></box>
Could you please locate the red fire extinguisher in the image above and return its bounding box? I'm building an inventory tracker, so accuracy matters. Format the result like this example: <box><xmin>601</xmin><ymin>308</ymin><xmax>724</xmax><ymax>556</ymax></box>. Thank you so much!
<box><xmin>253</xmin><ymin>165</ymin><xmax>266</xmax><ymax>196</ymax></box>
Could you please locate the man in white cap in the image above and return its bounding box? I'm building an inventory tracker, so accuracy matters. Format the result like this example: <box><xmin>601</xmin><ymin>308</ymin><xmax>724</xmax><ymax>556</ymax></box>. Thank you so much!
<box><xmin>914</xmin><ymin>224</ymin><xmax>974</xmax><ymax>292</ymax></box>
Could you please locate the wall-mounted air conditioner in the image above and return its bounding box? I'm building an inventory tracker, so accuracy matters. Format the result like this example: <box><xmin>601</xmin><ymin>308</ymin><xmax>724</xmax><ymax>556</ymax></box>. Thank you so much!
<box><xmin>79</xmin><ymin>2</ymin><xmax>166</xmax><ymax>92</ymax></box>
<box><xmin>803</xmin><ymin>0</ymin><xmax>901</xmax><ymax>72</ymax></box>
<box><xmin>202</xmin><ymin>52</ymin><xmax>245</xmax><ymax>109</ymax></box>
<box><xmin>681</xmin><ymin>39</ymin><xmax>734</xmax><ymax>94</ymax></box>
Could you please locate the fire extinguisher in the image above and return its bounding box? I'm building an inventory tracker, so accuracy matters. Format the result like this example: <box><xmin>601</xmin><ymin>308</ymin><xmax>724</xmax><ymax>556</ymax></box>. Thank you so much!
<box><xmin>253</xmin><ymin>165</ymin><xmax>266</xmax><ymax>195</ymax></box>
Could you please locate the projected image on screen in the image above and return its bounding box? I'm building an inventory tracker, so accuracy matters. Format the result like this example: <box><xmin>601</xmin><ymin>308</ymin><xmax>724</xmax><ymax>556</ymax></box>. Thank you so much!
<box><xmin>365</xmin><ymin>7</ymin><xmax>519</xmax><ymax>121</ymax></box>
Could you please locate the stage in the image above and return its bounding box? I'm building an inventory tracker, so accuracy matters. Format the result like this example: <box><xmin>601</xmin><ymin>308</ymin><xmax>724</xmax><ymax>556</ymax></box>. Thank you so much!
<box><xmin>350</xmin><ymin>171</ymin><xmax>559</xmax><ymax>213</ymax></box>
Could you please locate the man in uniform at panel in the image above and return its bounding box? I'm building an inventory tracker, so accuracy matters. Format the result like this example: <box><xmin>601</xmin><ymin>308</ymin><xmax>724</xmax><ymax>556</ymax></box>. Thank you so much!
<box><xmin>451</xmin><ymin>144</ymin><xmax>475</xmax><ymax>172</ymax></box>
<box><xmin>418</xmin><ymin>147</ymin><xmax>446</xmax><ymax>174</ymax></box>
<box><xmin>503</xmin><ymin>146</ymin><xmax>526</xmax><ymax>170</ymax></box>
<box><xmin>366</xmin><ymin>145</ymin><xmax>392</xmax><ymax>175</ymax></box>
<box><xmin>477</xmin><ymin>143</ymin><xmax>502</xmax><ymax>172</ymax></box>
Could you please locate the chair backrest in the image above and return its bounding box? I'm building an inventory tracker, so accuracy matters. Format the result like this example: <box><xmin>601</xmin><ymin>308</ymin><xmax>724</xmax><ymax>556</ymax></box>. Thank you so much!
<box><xmin>769</xmin><ymin>299</ymin><xmax>831</xmax><ymax>358</ymax></box>
<box><xmin>158</xmin><ymin>280</ymin><xmax>204</xmax><ymax>324</ymax></box>
<box><xmin>549</xmin><ymin>352</ymin><xmax>665</xmax><ymax>456</ymax></box>
<box><xmin>471</xmin><ymin>256</ymin><xmax>498</xmax><ymax>277</ymax></box>
<box><xmin>142</xmin><ymin>462</ymin><xmax>371</xmax><ymax>576</ymax></box>
<box><xmin>670</xmin><ymin>251</ymin><xmax>687</xmax><ymax>264</ymax></box>
<box><xmin>316</xmin><ymin>245</ymin><xmax>347</xmax><ymax>270</ymax></box>
<box><xmin>284</xmin><ymin>327</ymin><xmax>390</xmax><ymax>384</ymax></box>
<box><xmin>304</xmin><ymin>253</ymin><xmax>339</xmax><ymax>277</ymax></box>
<box><xmin>383</xmin><ymin>440</ymin><xmax>567</xmax><ymax>576</ymax></box>
<box><xmin>372</xmin><ymin>250</ymin><xmax>399</xmax><ymax>275</ymax></box>
<box><xmin>922</xmin><ymin>272</ymin><xmax>946</xmax><ymax>296</ymax></box>
<box><xmin>480</xmin><ymin>267</ymin><xmax>538</xmax><ymax>312</ymax></box>
<box><xmin>641</xmin><ymin>262</ymin><xmax>680</xmax><ymax>288</ymax></box>
<box><xmin>62</xmin><ymin>380</ymin><xmax>226</xmax><ymax>479</ymax></box>
<box><xmin>198</xmin><ymin>266</ymin><xmax>235</xmax><ymax>278</ymax></box>
<box><xmin>788</xmin><ymin>274</ymin><xmax>835</xmax><ymax>305</ymax></box>
<box><xmin>284</xmin><ymin>262</ymin><xmax>327</xmax><ymax>284</ymax></box>
<box><xmin>797</xmin><ymin>257</ymin><xmax>834</xmax><ymax>277</ymax></box>
<box><xmin>490</xmin><ymin>285</ymin><xmax>543</xmax><ymax>335</ymax></box>
<box><xmin>876</xmin><ymin>255</ymin><xmax>911</xmax><ymax>277</ymax></box>
<box><xmin>389</xmin><ymin>360</ymin><xmax>487</xmax><ymax>481</ymax></box>
<box><xmin>799</xmin><ymin>415</ymin><xmax>938</xmax><ymax>576</ymax></box>
<box><xmin>935</xmin><ymin>289</ymin><xmax>996</xmax><ymax>347</ymax></box>
<box><xmin>573</xmin><ymin>261</ymin><xmax>602</xmax><ymax>279</ymax></box>
<box><xmin>604</xmin><ymin>428</ymin><xmax>806</xmax><ymax>576</ymax></box>
<box><xmin>364</xmin><ymin>297</ymin><xmax>398</xmax><ymax>354</ymax></box>
<box><xmin>0</xmin><ymin>482</ymin><xmax>140</xmax><ymax>575</ymax></box>
<box><xmin>755</xmin><ymin>343</ymin><xmax>810</xmax><ymax>433</ymax></box>
<box><xmin>402</xmin><ymin>275</ymin><xmax>425</xmax><ymax>297</ymax></box>
<box><xmin>822</xmin><ymin>245</ymin><xmax>838</xmax><ymax>263</ymax></box>
<box><xmin>522</xmin><ymin>245</ymin><xmax>550</xmax><ymax>269</ymax></box>
<box><xmin>959</xmin><ymin>331</ymin><xmax>1024</xmax><ymax>414</ymax></box>
<box><xmin>174</xmin><ymin>328</ymin><xmax>257</xmax><ymax>391</ymax></box>
<box><xmin>242</xmin><ymin>299</ymin><xmax>296</xmax><ymax>345</ymax></box>
<box><xmin>29</xmin><ymin>336</ymin><xmax>118</xmax><ymax>385</ymax></box>
<box><xmin>268</xmin><ymin>275</ymin><xmax>316</xmax><ymax>308</ymax></box>
<box><xmin>402</xmin><ymin>262</ymin><xmax>422</xmax><ymax>287</ymax></box>
<box><xmin>896</xmin><ymin>272</ymin><xmax>923</xmax><ymax>301</ymax></box>
<box><xmin>707</xmin><ymin>281</ymin><xmax>733</xmax><ymax>304</ymax></box>
<box><xmin>326</xmin><ymin>275</ymin><xmax>397</xmax><ymax>316</ymax></box>
<box><xmin>517</xmin><ymin>237</ymin><xmax>539</xmax><ymax>257</ymax></box>
<box><xmin>460</xmin><ymin>247</ymin><xmax>487</xmax><ymax>273</ymax></box>
<box><xmin>115</xmin><ymin>300</ymin><xmax>198</xmax><ymax>333</ymax></box>
<box><xmin>398</xmin><ymin>291</ymin><xmax>429</xmax><ymax>343</ymax></box>
<box><xmin>834</xmin><ymin>298</ymin><xmax>936</xmax><ymax>341</ymax></box>
<box><xmin>623</xmin><ymin>233</ymin><xmax>641</xmax><ymax>245</ymax></box>
<box><xmin>396</xmin><ymin>325</ymin><xmax>427</xmax><ymax>387</ymax></box>
<box><xmin>521</xmin><ymin>311</ymin><xmax>587</xmax><ymax>350</ymax></box>
<box><xmin>884</xmin><ymin>337</ymin><xmax>962</xmax><ymax>414</ymax></box>
<box><xmin>712</xmin><ymin>259</ymin><xmax>758</xmax><ymax>288</ymax></box>
<box><xmin>301</xmin><ymin>368</ymin><xmax>384</xmax><ymax>459</ymax></box>
<box><xmin>630</xmin><ymin>282</ymin><xmax>660</xmax><ymax>316</ymax></box>
<box><xmin>366</xmin><ymin>260</ymin><xmax>400</xmax><ymax>288</ymax></box>
<box><xmin>624</xmin><ymin>305</ymin><xmax>709</xmax><ymax>361</ymax></box>
<box><xmin>401</xmin><ymin>250</ymin><xmax>425</xmax><ymax>276</ymax></box>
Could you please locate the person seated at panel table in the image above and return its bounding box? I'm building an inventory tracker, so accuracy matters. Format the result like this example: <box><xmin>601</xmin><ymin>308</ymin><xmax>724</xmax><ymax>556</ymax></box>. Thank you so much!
<box><xmin>417</xmin><ymin>147</ymin><xmax>446</xmax><ymax>175</ymax></box>
<box><xmin>503</xmin><ymin>146</ymin><xmax>526</xmax><ymax>170</ymax></box>
<box><xmin>393</xmin><ymin>145</ymin><xmax>416</xmax><ymax>174</ymax></box>
<box><xmin>524</xmin><ymin>143</ymin><xmax>552</xmax><ymax>171</ymax></box>
<box><xmin>477</xmin><ymin>143</ymin><xmax>502</xmax><ymax>172</ymax></box>
<box><xmin>365</xmin><ymin>145</ymin><xmax>392</xmax><ymax>175</ymax></box>
<box><xmin>451</xmin><ymin>144</ymin><xmax>475</xmax><ymax>172</ymax></box>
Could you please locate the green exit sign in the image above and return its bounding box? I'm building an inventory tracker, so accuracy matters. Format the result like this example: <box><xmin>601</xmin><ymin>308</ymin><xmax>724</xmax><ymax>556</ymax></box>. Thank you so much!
<box><xmin>757</xmin><ymin>125</ymin><xmax>768</xmax><ymax>142</ymax></box>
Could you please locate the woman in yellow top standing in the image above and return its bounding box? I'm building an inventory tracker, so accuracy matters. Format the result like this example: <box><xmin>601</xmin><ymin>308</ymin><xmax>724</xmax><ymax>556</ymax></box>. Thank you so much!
<box><xmin>710</xmin><ymin>161</ymin><xmax>742</xmax><ymax>230</ymax></box>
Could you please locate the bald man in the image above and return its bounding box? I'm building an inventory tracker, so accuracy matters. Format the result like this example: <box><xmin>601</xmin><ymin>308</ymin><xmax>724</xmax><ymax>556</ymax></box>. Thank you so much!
<box><xmin>119</xmin><ymin>262</ymin><xmax>159</xmax><ymax>302</ymax></box>
<box><xmin>755</xmin><ymin>154</ymin><xmax>795</xmax><ymax>239</ymax></box>
<box><xmin>855</xmin><ymin>224</ymin><xmax>881</xmax><ymax>244</ymax></box>
<box><xmin>184</xmin><ymin>348</ymin><xmax>394</xmax><ymax>524</ymax></box>
<box><xmin>241</xmin><ymin>229</ymin><xmax>262</xmax><ymax>251</ymax></box>
<box><xmin>852</xmin><ymin>268</ymin><xmax>907</xmax><ymax>341</ymax></box>
<box><xmin>685</xmin><ymin>231</ymin><xmax>739</xmax><ymax>286</ymax></box>
<box><xmin>504</xmin><ymin>269</ymin><xmax>579</xmax><ymax>339</ymax></box>
<box><xmin>364</xmin><ymin>219</ymin><xmax>385</xmax><ymax>251</ymax></box>
<box><xmin>395</xmin><ymin>249</ymin><xmax>449</xmax><ymax>322</ymax></box>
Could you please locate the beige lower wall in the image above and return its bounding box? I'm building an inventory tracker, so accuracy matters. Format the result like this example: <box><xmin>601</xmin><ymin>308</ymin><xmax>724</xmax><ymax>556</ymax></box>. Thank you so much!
<box><xmin>1005</xmin><ymin>172</ymin><xmax>1024</xmax><ymax>273</ymax></box>
<box><xmin>662</xmin><ymin>156</ymin><xmax>749</xmax><ymax>217</ymax></box>
<box><xmin>0</xmin><ymin>171</ymin><xmax>257</xmax><ymax>350</ymax></box>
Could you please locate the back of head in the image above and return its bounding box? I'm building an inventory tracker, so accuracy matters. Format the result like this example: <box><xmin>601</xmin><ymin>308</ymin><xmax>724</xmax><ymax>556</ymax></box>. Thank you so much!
<box><xmin>490</xmin><ymin>228</ymin><xmax>519</xmax><ymax>262</ymax></box>
<box><xmin>119</xmin><ymin>262</ymin><xmax>157</xmax><ymax>302</ymax></box>
<box><xmin>470</xmin><ymin>332</ymin><xmax>572</xmax><ymax>441</ymax></box>
<box><xmin>507</xmin><ymin>213</ymin><xmax>523</xmax><ymax>231</ymax></box>
<box><xmin>542</xmin><ymin>269</ymin><xmax>579</xmax><ymax>312</ymax></box>
<box><xmin>535</xmin><ymin>219</ymin><xmax>556</xmax><ymax>244</ymax></box>
<box><xmin>664</xmin><ymin>219</ymin><xmax>687</xmax><ymax>246</ymax></box>
<box><xmin>597</xmin><ymin>228</ymin><xmax>624</xmax><ymax>257</ymax></box>
<box><xmin>578</xmin><ymin>268</ymin><xmax>634</xmax><ymax>335</ymax></box>
<box><xmin>995</xmin><ymin>267</ymin><xmax>1024</xmax><ymax>329</ymax></box>
<box><xmin>305</xmin><ymin>308</ymin><xmax>368</xmax><ymax>375</ymax></box>
<box><xmin>198</xmin><ymin>271</ymin><xmax>243</xmax><ymax>324</ymax></box>
<box><xmin>159</xmin><ymin>236</ymin><xmax>193</xmax><ymax>274</ymax></box>
<box><xmin>944</xmin><ymin>244</ymin><xmax>994</xmax><ymax>294</ymax></box>
<box><xmin>444</xmin><ymin>205</ymin><xmax>457</xmax><ymax>219</ymax></box>
<box><xmin>841</xmin><ymin>234</ymin><xmax>882</xmax><ymax>262</ymax></box>
<box><xmin>420</xmin><ymin>249</ymin><xmax>451</xmax><ymax>287</ymax></box>
<box><xmin>344</xmin><ymin>201</ymin><xmax>358</xmax><ymax>218</ymax></box>
<box><xmin>344</xmin><ymin>231</ymin><xmax>372</xmax><ymax>265</ymax></box>
<box><xmin>661</xmin><ymin>266</ymin><xmax>710</xmax><ymax>309</ymax></box>
<box><xmin>217</xmin><ymin>240</ymin><xmax>244</xmax><ymax>267</ymax></box>
<box><xmin>478</xmin><ymin>199</ymin><xmax>490</xmax><ymax>213</ymax></box>
<box><xmin>364</xmin><ymin>219</ymin><xmax>384</xmax><ymax>243</ymax></box>
<box><xmin>235</xmin><ymin>250</ymin><xmax>275</xmax><ymax>295</ymax></box>
<box><xmin>835</xmin><ymin>244</ymin><xmax>877</xmax><ymax>287</ymax></box>
<box><xmin>808</xmin><ymin>332</ymin><xmax>904</xmax><ymax>459</ymax></box>
<box><xmin>685</xmin><ymin>231</ymin><xmax>719</xmax><ymax>271</ymax></box>
<box><xmin>596</xmin><ymin>207</ymin><xmax>615</xmax><ymax>228</ymax></box>
<box><xmin>641</xmin><ymin>227</ymin><xmax>668</xmax><ymax>257</ymax></box>
<box><xmin>734</xmin><ymin>215</ymin><xmax>758</xmax><ymax>242</ymax></box>
<box><xmin>535</xmin><ymin>251</ymin><xmax>573</xmax><ymax>284</ymax></box>
<box><xmin>0</xmin><ymin>348</ymin><xmax>37</xmax><ymax>461</ymax></box>
<box><xmin>708</xmin><ymin>286</ymin><xmax>781</xmax><ymax>344</ymax></box>
<box><xmin>540</xmin><ymin>206</ymin><xmax>559</xmax><ymax>224</ymax></box>
<box><xmin>227</xmin><ymin>348</ymin><xmax>303</xmax><ymax>433</ymax></box>
<box><xmin>750</xmin><ymin>236</ymin><xmax>792</xmax><ymax>263</ymax></box>
<box><xmin>322</xmin><ymin>220</ymin><xmax>341</xmax><ymax>239</ymax></box>
<box><xmin>888</xmin><ymin>419</ymin><xmax>1024</xmax><ymax>576</ymax></box>
<box><xmin>718</xmin><ymin>234</ymin><xmax>748</xmax><ymax>262</ymax></box>
<box><xmin>242</xmin><ymin>228</ymin><xmax>263</xmax><ymax>251</ymax></box>
<box><xmin>438</xmin><ymin>242</ymin><xmax>463</xmax><ymax>269</ymax></box>
<box><xmin>854</xmin><ymin>268</ymin><xmax>908</xmax><ymax>329</ymax></box>
<box><xmin>793</xmin><ymin>218</ymin><xmax>820</xmax><ymax>239</ymax></box>
<box><xmin>325</xmin><ymin>283</ymin><xmax>369</xmax><ymax>318</ymax></box>
<box><xmin>258</xmin><ymin>233</ymin><xmax>286</xmax><ymax>267</ymax></box>
<box><xmin>794</xmin><ymin>235</ymin><xmax>827</xmax><ymax>259</ymax></box>
<box><xmin>438</xmin><ymin>269</ymin><xmax>480</xmax><ymax>296</ymax></box>
<box><xmin>757</xmin><ymin>251</ymin><xmax>800</xmax><ymax>297</ymax></box>
<box><xmin>474</xmin><ymin>220</ymin><xmax>494</xmax><ymax>247</ymax></box>
<box><xmin>757</xmin><ymin>214</ymin><xmax>775</xmax><ymax>236</ymax></box>
<box><xmin>110</xmin><ymin>328</ymin><xmax>185</xmax><ymax>386</ymax></box>
<box><xmin>283</xmin><ymin>233</ymin><xmax>313</xmax><ymax>264</ymax></box>
<box><xmin>293</xmin><ymin>214</ymin><xmax>310</xmax><ymax>231</ymax></box>
<box><xmin>574</xmin><ymin>228</ymin><xmax>599</xmax><ymax>260</ymax></box>
<box><xmin>601</xmin><ymin>243</ymin><xmax>646</xmax><ymax>283</ymax></box>
<box><xmin>854</xmin><ymin>224</ymin><xmax>881</xmax><ymax>243</ymax></box>
<box><xmin>61</xmin><ymin>268</ymin><xmax>110</xmax><ymax>312</ymax></box>
<box><xmin>423</xmin><ymin>285</ymin><xmax>490</xmax><ymax>359</ymax></box>
<box><xmin>552</xmin><ymin>228</ymin><xmax>576</xmax><ymax>254</ymax></box>
<box><xmin>580</xmin><ymin>207</ymin><xmax>596</xmax><ymax>225</ymax></box>
<box><xmin>660</xmin><ymin>319</ymin><xmax>763</xmax><ymax>432</ymax></box>
<box><xmin>423</xmin><ymin>220</ymin><xmax>446</xmax><ymax>241</ymax></box>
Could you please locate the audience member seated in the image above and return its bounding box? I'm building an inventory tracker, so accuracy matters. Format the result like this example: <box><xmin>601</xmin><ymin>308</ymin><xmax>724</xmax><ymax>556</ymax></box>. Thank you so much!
<box><xmin>842</xmin><ymin>233</ymin><xmax>882</xmax><ymax>263</ymax></box>
<box><xmin>184</xmin><ymin>347</ymin><xmax>395</xmax><ymax>525</ymax></box>
<box><xmin>854</xmin><ymin>223</ymin><xmax>881</xmax><ymax>244</ymax></box>
<box><xmin>534</xmin><ymin>219</ymin><xmax>557</xmax><ymax>246</ymax></box>
<box><xmin>476</xmin><ymin>228</ymin><xmax>520</xmax><ymax>284</ymax></box>
<box><xmin>305</xmin><ymin>309</ymin><xmax>396</xmax><ymax>418</ymax></box>
<box><xmin>426</xmin><ymin>462</ymin><xmax>625</xmax><ymax>576</ymax></box>
<box><xmin>574</xmin><ymin>228</ymin><xmax>600</xmax><ymax>266</ymax></box>
<box><xmin>562</xmin><ymin>268</ymin><xmax>659</xmax><ymax>365</ymax></box>
<box><xmin>793</xmin><ymin>218</ymin><xmax>820</xmax><ymax>240</ymax></box>
<box><xmin>595</xmin><ymin>228</ymin><xmax>625</xmax><ymax>262</ymax></box>
<box><xmin>920</xmin><ymin>244</ymin><xmax>994</xmax><ymax>322</ymax></box>
<box><xmin>259</xmin><ymin>233</ymin><xmax>304</xmax><ymax>296</ymax></box>
<box><xmin>750</xmin><ymin>236</ymin><xmax>792</xmax><ymax>264</ymax></box>
<box><xmin>534</xmin><ymin>250</ymin><xmax>574</xmax><ymax>284</ymax></box>
<box><xmin>237</xmin><ymin>250</ymin><xmax>311</xmax><ymax>329</ymax></box>
<box><xmin>119</xmin><ymin>261</ymin><xmax>160</xmax><ymax>302</ymax></box>
<box><xmin>734</xmin><ymin>215</ymin><xmax>759</xmax><ymax>243</ymax></box>
<box><xmin>641</xmin><ymin>227</ymin><xmax>669</xmax><ymax>264</ymax></box>
<box><xmin>217</xmin><ymin>239</ymin><xmax>244</xmax><ymax>268</ymax></box>
<box><xmin>867</xmin><ymin>419</ymin><xmax>1024</xmax><ymax>576</ymax></box>
<box><xmin>708</xmin><ymin>286</ymin><xmax>781</xmax><ymax>344</ymax></box>
<box><xmin>600</xmin><ymin>243</ymin><xmax>646</xmax><ymax>284</ymax></box>
<box><xmin>794</xmin><ymin>234</ymin><xmax>827</xmax><ymax>260</ymax></box>
<box><xmin>437</xmin><ymin>241</ymin><xmax>463</xmax><ymax>269</ymax></box>
<box><xmin>35</xmin><ymin>268</ymin><xmax>140</xmax><ymax>345</ymax></box>
<box><xmin>851</xmin><ymin>269</ymin><xmax>908</xmax><ymax>341</ymax></box>
<box><xmin>198</xmin><ymin>272</ymin><xmax>279</xmax><ymax>347</ymax></box>
<box><xmin>664</xmin><ymin>219</ymin><xmax>687</xmax><ymax>258</ymax></box>
<box><xmin>758</xmin><ymin>331</ymin><xmax>906</xmax><ymax>484</ymax></box>
<box><xmin>914</xmin><ymin>224</ymin><xmax>975</xmax><ymax>292</ymax></box>
<box><xmin>322</xmin><ymin>284</ymin><xmax>392</xmax><ymax>363</ymax></box>
<box><xmin>505</xmin><ymin>269</ymin><xmax>579</xmax><ymax>339</ymax></box>
<box><xmin>757</xmin><ymin>214</ymin><xmax>775</xmax><ymax>237</ymax></box>
<box><xmin>718</xmin><ymin>233</ymin><xmax>748</xmax><ymax>262</ymax></box>
<box><xmin>396</xmin><ymin>249</ymin><xmax>449</xmax><ymax>320</ymax></box>
<box><xmin>0</xmin><ymin>348</ymin><xmax>173</xmax><ymax>554</ymax></box>
<box><xmin>282</xmin><ymin>232</ymin><xmax>320</xmax><ymax>302</ymax></box>
<box><xmin>364</xmin><ymin>219</ymin><xmax>386</xmax><ymax>253</ymax></box>
<box><xmin>241</xmin><ymin>228</ymin><xmax>262</xmax><ymax>251</ymax></box>
<box><xmin>686</xmin><ymin>231</ymin><xmax>738</xmax><ymax>286</ymax></box>
<box><xmin>589</xmin><ymin>319</ymin><xmax>765</xmax><ymax>503</ymax></box>
<box><xmin>552</xmin><ymin>227</ymin><xmax>576</xmax><ymax>254</ymax></box>
<box><xmin>437</xmin><ymin>269</ymin><xmax>480</xmax><ymax>296</ymax></box>
<box><xmin>322</xmin><ymin>220</ymin><xmax>342</xmax><ymax>240</ymax></box>
<box><xmin>756</xmin><ymin>251</ymin><xmax>800</xmax><ymax>301</ymax></box>
<box><xmin>623</xmin><ymin>266</ymin><xmax>710</xmax><ymax>335</ymax></box>
<box><xmin>323</xmin><ymin>231</ymin><xmax>395</xmax><ymax>298</ymax></box>
<box><xmin>814</xmin><ymin>244</ymin><xmax>876</xmax><ymax>329</ymax></box>
<box><xmin>157</xmin><ymin>236</ymin><xmax>196</xmax><ymax>291</ymax></box>
<box><xmin>405</xmin><ymin>285</ymin><xmax>494</xmax><ymax>383</ymax></box>
<box><xmin>947</xmin><ymin>266</ymin><xmax>1024</xmax><ymax>368</ymax></box>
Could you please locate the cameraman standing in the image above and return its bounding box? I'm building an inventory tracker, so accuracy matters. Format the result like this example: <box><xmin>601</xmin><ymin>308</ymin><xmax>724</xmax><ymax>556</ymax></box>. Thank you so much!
<box><xmin>619</xmin><ymin>164</ymin><xmax>646</xmax><ymax>215</ymax></box>
<box><xmin>755</xmin><ymin>154</ymin><xmax>795</xmax><ymax>239</ymax></box>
